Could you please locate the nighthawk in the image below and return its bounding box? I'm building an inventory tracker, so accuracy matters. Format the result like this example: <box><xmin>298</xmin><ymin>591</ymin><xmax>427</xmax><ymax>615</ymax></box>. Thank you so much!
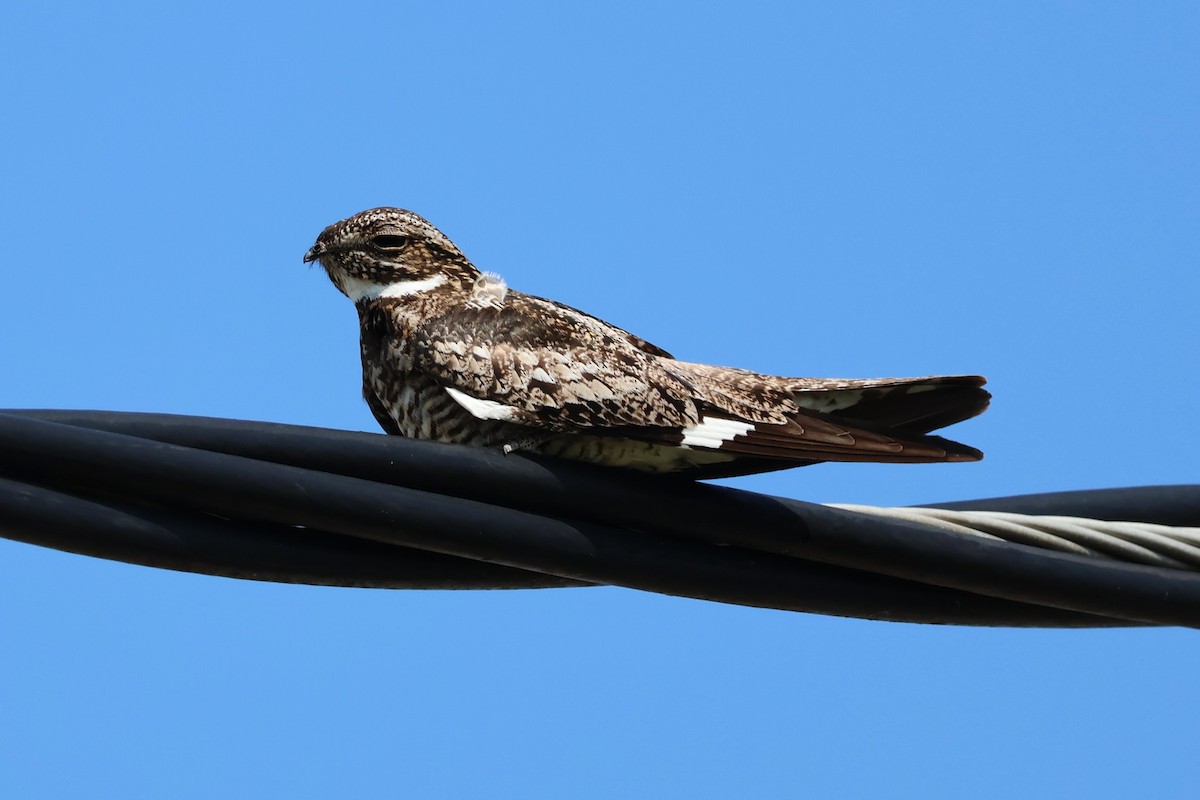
<box><xmin>305</xmin><ymin>208</ymin><xmax>989</xmax><ymax>479</ymax></box>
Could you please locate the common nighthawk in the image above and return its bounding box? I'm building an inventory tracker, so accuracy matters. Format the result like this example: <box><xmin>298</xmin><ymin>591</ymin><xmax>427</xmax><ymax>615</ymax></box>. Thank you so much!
<box><xmin>304</xmin><ymin>208</ymin><xmax>989</xmax><ymax>479</ymax></box>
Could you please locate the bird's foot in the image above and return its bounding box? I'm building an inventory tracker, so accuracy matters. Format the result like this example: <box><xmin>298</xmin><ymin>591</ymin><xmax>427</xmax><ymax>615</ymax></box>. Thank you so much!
<box><xmin>502</xmin><ymin>437</ymin><xmax>541</xmax><ymax>455</ymax></box>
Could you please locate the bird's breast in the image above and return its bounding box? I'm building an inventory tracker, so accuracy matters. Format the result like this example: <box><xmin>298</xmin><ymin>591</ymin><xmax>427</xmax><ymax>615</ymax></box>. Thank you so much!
<box><xmin>361</xmin><ymin>355</ymin><xmax>518</xmax><ymax>446</ymax></box>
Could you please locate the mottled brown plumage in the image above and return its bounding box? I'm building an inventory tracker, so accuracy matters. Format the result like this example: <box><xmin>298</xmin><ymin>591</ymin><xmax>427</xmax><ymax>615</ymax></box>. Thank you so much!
<box><xmin>305</xmin><ymin>208</ymin><xmax>990</xmax><ymax>478</ymax></box>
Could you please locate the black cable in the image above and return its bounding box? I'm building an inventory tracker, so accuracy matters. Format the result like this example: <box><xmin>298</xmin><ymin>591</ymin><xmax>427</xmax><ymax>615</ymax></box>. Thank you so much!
<box><xmin>0</xmin><ymin>475</ymin><xmax>584</xmax><ymax>590</ymax></box>
<box><xmin>19</xmin><ymin>412</ymin><xmax>1200</xmax><ymax>624</ymax></box>
<box><xmin>0</xmin><ymin>413</ymin><xmax>1099</xmax><ymax>626</ymax></box>
<box><xmin>924</xmin><ymin>485</ymin><xmax>1200</xmax><ymax>527</ymax></box>
<box><xmin>1</xmin><ymin>410</ymin><xmax>1197</xmax><ymax>627</ymax></box>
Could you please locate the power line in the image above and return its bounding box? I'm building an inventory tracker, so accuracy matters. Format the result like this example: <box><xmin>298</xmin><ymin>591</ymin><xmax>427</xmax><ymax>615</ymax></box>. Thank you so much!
<box><xmin>1</xmin><ymin>410</ymin><xmax>1197</xmax><ymax>628</ymax></box>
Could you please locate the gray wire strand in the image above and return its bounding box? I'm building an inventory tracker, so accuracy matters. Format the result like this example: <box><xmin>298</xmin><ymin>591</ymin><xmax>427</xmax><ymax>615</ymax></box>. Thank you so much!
<box><xmin>827</xmin><ymin>505</ymin><xmax>1200</xmax><ymax>570</ymax></box>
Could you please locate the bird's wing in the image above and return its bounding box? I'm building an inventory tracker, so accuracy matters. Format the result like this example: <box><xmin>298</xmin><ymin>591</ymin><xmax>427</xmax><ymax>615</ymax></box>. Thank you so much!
<box><xmin>404</xmin><ymin>293</ymin><xmax>982</xmax><ymax>464</ymax></box>
<box><xmin>405</xmin><ymin>292</ymin><xmax>700</xmax><ymax>431</ymax></box>
<box><xmin>664</xmin><ymin>362</ymin><xmax>987</xmax><ymax>463</ymax></box>
<box><xmin>530</xmin><ymin>295</ymin><xmax>675</xmax><ymax>358</ymax></box>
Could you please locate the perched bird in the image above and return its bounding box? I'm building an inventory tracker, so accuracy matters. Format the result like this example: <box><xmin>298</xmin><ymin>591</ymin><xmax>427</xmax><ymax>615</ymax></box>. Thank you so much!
<box><xmin>304</xmin><ymin>208</ymin><xmax>989</xmax><ymax>479</ymax></box>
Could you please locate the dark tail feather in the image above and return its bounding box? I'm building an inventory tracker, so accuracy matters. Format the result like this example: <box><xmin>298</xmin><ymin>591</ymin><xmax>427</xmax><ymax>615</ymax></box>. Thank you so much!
<box><xmin>827</xmin><ymin>375</ymin><xmax>990</xmax><ymax>436</ymax></box>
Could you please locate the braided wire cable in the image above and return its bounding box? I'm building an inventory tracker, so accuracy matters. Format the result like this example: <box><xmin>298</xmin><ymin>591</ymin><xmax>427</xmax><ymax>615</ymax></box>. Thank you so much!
<box><xmin>2</xmin><ymin>409</ymin><xmax>1198</xmax><ymax>627</ymax></box>
<box><xmin>830</xmin><ymin>504</ymin><xmax>1200</xmax><ymax>570</ymax></box>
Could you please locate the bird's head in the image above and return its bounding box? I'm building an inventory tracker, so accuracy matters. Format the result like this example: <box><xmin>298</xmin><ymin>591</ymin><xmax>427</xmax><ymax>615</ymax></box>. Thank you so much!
<box><xmin>304</xmin><ymin>207</ymin><xmax>479</xmax><ymax>303</ymax></box>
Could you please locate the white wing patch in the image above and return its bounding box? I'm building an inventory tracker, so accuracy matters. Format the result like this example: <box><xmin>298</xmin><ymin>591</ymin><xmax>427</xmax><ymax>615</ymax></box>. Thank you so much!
<box><xmin>680</xmin><ymin>416</ymin><xmax>755</xmax><ymax>449</ymax></box>
<box><xmin>339</xmin><ymin>273</ymin><xmax>447</xmax><ymax>303</ymax></box>
<box><xmin>445</xmin><ymin>386</ymin><xmax>518</xmax><ymax>421</ymax></box>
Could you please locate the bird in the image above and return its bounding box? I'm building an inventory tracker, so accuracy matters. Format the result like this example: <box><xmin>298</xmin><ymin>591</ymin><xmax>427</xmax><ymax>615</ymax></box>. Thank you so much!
<box><xmin>304</xmin><ymin>208</ymin><xmax>989</xmax><ymax>479</ymax></box>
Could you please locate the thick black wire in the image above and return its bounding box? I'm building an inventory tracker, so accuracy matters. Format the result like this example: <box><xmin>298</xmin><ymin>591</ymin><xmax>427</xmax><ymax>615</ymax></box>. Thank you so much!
<box><xmin>0</xmin><ymin>413</ymin><xmax>1093</xmax><ymax>626</ymax></box>
<box><xmin>925</xmin><ymin>486</ymin><xmax>1200</xmax><ymax>527</ymax></box>
<box><xmin>2</xmin><ymin>410</ymin><xmax>1197</xmax><ymax>627</ymax></box>
<box><xmin>0</xmin><ymin>476</ymin><xmax>578</xmax><ymax>589</ymax></box>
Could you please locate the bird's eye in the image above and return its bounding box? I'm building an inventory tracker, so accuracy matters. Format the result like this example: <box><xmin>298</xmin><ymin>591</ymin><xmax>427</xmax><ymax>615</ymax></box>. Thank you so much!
<box><xmin>371</xmin><ymin>234</ymin><xmax>411</xmax><ymax>250</ymax></box>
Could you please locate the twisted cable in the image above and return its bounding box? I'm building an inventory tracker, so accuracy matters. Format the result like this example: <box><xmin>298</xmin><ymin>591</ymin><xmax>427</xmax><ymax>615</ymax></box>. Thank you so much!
<box><xmin>1</xmin><ymin>410</ymin><xmax>1198</xmax><ymax>628</ymax></box>
<box><xmin>830</xmin><ymin>505</ymin><xmax>1200</xmax><ymax>569</ymax></box>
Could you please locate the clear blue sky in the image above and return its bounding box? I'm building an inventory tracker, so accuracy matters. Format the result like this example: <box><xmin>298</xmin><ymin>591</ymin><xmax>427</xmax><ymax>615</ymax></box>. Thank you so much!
<box><xmin>2</xmin><ymin>2</ymin><xmax>1197</xmax><ymax>797</ymax></box>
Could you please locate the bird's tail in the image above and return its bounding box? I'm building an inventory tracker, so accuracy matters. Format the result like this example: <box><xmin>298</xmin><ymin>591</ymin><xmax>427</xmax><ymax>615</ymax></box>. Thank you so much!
<box><xmin>790</xmin><ymin>375</ymin><xmax>990</xmax><ymax>437</ymax></box>
<box><xmin>659</xmin><ymin>364</ymin><xmax>990</xmax><ymax>474</ymax></box>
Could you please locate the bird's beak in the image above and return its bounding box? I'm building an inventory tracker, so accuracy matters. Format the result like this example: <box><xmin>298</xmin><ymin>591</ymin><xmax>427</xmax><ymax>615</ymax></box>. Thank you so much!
<box><xmin>303</xmin><ymin>242</ymin><xmax>326</xmax><ymax>263</ymax></box>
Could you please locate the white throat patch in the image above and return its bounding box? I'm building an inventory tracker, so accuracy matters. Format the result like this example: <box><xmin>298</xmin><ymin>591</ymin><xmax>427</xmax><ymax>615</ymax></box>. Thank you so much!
<box><xmin>340</xmin><ymin>273</ymin><xmax>447</xmax><ymax>303</ymax></box>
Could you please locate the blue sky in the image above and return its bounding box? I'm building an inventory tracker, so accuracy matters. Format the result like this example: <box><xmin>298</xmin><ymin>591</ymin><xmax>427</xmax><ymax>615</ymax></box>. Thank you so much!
<box><xmin>1</xmin><ymin>2</ymin><xmax>1197</xmax><ymax>797</ymax></box>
